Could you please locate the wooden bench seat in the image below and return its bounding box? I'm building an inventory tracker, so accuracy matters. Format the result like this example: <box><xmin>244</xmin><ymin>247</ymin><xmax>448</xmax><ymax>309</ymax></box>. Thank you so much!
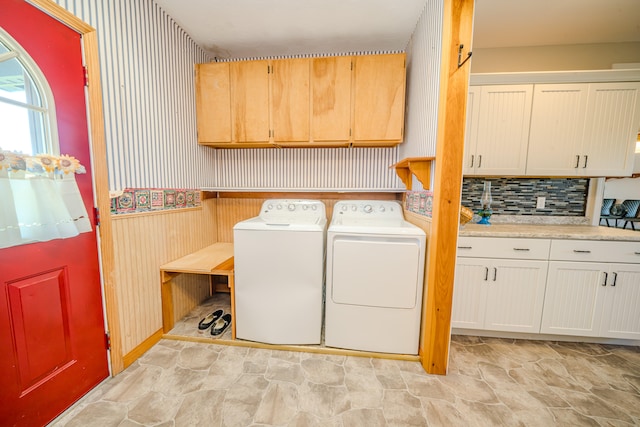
<box><xmin>160</xmin><ymin>242</ymin><xmax>235</xmax><ymax>338</ymax></box>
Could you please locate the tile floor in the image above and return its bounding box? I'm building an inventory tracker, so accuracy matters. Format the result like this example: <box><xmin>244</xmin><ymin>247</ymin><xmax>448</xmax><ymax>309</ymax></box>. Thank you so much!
<box><xmin>51</xmin><ymin>333</ymin><xmax>640</xmax><ymax>426</ymax></box>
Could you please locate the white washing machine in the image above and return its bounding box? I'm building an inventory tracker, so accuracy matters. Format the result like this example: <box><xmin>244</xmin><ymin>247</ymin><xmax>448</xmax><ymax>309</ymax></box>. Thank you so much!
<box><xmin>233</xmin><ymin>199</ymin><xmax>326</xmax><ymax>345</ymax></box>
<box><xmin>325</xmin><ymin>200</ymin><xmax>426</xmax><ymax>355</ymax></box>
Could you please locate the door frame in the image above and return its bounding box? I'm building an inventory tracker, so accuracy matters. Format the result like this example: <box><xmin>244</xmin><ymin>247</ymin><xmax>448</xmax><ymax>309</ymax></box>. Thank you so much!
<box><xmin>28</xmin><ymin>0</ymin><xmax>123</xmax><ymax>374</ymax></box>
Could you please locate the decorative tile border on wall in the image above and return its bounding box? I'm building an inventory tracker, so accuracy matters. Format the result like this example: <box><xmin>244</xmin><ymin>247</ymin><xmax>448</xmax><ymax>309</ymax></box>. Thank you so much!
<box><xmin>110</xmin><ymin>188</ymin><xmax>201</xmax><ymax>215</ymax></box>
<box><xmin>405</xmin><ymin>191</ymin><xmax>434</xmax><ymax>217</ymax></box>
<box><xmin>462</xmin><ymin>178</ymin><xmax>589</xmax><ymax>216</ymax></box>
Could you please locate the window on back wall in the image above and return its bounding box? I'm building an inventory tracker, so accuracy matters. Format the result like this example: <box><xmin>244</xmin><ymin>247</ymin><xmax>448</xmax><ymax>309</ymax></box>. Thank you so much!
<box><xmin>0</xmin><ymin>28</ymin><xmax>58</xmax><ymax>156</ymax></box>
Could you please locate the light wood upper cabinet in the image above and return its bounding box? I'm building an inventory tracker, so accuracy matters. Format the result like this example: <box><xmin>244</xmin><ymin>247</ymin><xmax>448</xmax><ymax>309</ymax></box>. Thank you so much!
<box><xmin>195</xmin><ymin>63</ymin><xmax>231</xmax><ymax>144</ymax></box>
<box><xmin>311</xmin><ymin>56</ymin><xmax>352</xmax><ymax>144</ymax></box>
<box><xmin>231</xmin><ymin>60</ymin><xmax>270</xmax><ymax>144</ymax></box>
<box><xmin>195</xmin><ymin>53</ymin><xmax>407</xmax><ymax>147</ymax></box>
<box><xmin>352</xmin><ymin>53</ymin><xmax>406</xmax><ymax>145</ymax></box>
<box><xmin>271</xmin><ymin>58</ymin><xmax>310</xmax><ymax>143</ymax></box>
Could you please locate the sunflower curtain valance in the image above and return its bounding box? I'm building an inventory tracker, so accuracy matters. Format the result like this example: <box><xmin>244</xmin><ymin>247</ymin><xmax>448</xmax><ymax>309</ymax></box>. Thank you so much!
<box><xmin>0</xmin><ymin>149</ymin><xmax>92</xmax><ymax>249</ymax></box>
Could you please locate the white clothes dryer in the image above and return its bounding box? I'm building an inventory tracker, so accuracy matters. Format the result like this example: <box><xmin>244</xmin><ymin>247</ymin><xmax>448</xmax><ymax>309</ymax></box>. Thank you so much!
<box><xmin>233</xmin><ymin>199</ymin><xmax>326</xmax><ymax>345</ymax></box>
<box><xmin>325</xmin><ymin>200</ymin><xmax>426</xmax><ymax>354</ymax></box>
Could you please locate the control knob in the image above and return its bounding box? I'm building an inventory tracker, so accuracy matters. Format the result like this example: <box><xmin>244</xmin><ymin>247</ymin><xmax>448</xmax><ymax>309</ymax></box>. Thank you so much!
<box><xmin>363</xmin><ymin>204</ymin><xmax>373</xmax><ymax>213</ymax></box>
<box><xmin>288</xmin><ymin>204</ymin><xmax>296</xmax><ymax>211</ymax></box>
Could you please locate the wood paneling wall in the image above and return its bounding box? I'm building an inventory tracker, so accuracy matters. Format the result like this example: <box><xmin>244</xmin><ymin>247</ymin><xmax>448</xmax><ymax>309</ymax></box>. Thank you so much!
<box><xmin>215</xmin><ymin>193</ymin><xmax>400</xmax><ymax>242</ymax></box>
<box><xmin>111</xmin><ymin>199</ymin><xmax>217</xmax><ymax>355</ymax></box>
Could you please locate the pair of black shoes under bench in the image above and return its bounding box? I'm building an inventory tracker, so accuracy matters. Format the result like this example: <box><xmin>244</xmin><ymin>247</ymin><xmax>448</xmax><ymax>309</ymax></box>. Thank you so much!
<box><xmin>198</xmin><ymin>309</ymin><xmax>231</xmax><ymax>336</ymax></box>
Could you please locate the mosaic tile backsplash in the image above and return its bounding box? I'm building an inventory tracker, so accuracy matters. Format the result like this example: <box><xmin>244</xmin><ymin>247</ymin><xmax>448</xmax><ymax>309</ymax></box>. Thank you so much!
<box><xmin>461</xmin><ymin>178</ymin><xmax>589</xmax><ymax>216</ymax></box>
<box><xmin>110</xmin><ymin>188</ymin><xmax>201</xmax><ymax>215</ymax></box>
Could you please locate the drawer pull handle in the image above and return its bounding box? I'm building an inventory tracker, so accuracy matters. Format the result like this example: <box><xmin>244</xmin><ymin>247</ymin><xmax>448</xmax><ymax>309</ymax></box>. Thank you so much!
<box><xmin>635</xmin><ymin>252</ymin><xmax>640</xmax><ymax>255</ymax></box>
<box><xmin>611</xmin><ymin>272</ymin><xmax>617</xmax><ymax>287</ymax></box>
<box><xmin>575</xmin><ymin>155</ymin><xmax>580</xmax><ymax>168</ymax></box>
<box><xmin>458</xmin><ymin>246</ymin><xmax>472</xmax><ymax>249</ymax></box>
<box><xmin>583</xmin><ymin>155</ymin><xmax>588</xmax><ymax>169</ymax></box>
<box><xmin>470</xmin><ymin>155</ymin><xmax>474</xmax><ymax>168</ymax></box>
<box><xmin>601</xmin><ymin>272</ymin><xmax>608</xmax><ymax>287</ymax></box>
<box><xmin>573</xmin><ymin>250</ymin><xmax>591</xmax><ymax>254</ymax></box>
<box><xmin>484</xmin><ymin>267</ymin><xmax>489</xmax><ymax>281</ymax></box>
<box><xmin>478</xmin><ymin>155</ymin><xmax>482</xmax><ymax>168</ymax></box>
<box><xmin>493</xmin><ymin>267</ymin><xmax>497</xmax><ymax>282</ymax></box>
<box><xmin>513</xmin><ymin>248</ymin><xmax>530</xmax><ymax>251</ymax></box>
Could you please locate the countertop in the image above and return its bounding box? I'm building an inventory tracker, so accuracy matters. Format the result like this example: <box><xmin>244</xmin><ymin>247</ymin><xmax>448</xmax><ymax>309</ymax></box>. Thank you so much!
<box><xmin>459</xmin><ymin>223</ymin><xmax>640</xmax><ymax>241</ymax></box>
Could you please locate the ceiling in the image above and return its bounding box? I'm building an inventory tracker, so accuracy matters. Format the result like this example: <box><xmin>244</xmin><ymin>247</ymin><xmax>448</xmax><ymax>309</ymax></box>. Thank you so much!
<box><xmin>153</xmin><ymin>0</ymin><xmax>640</xmax><ymax>59</ymax></box>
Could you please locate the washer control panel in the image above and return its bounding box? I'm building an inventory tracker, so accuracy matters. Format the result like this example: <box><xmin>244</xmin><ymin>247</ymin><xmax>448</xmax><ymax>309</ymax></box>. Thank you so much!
<box><xmin>260</xmin><ymin>199</ymin><xmax>326</xmax><ymax>224</ymax></box>
<box><xmin>333</xmin><ymin>200</ymin><xmax>403</xmax><ymax>220</ymax></box>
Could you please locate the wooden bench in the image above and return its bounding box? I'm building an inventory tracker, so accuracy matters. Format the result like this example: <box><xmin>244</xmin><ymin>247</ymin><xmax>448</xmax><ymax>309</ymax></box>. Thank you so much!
<box><xmin>160</xmin><ymin>242</ymin><xmax>235</xmax><ymax>338</ymax></box>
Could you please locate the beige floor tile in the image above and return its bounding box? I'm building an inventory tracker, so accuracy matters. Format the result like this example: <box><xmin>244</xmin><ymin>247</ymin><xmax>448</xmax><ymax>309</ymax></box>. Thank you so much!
<box><xmin>50</xmin><ymin>335</ymin><xmax>640</xmax><ymax>426</ymax></box>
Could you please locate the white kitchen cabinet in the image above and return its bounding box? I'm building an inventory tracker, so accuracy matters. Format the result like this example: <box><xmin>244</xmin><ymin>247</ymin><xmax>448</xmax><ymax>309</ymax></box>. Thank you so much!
<box><xmin>527</xmin><ymin>82</ymin><xmax>640</xmax><ymax>176</ymax></box>
<box><xmin>526</xmin><ymin>84</ymin><xmax>590</xmax><ymax>176</ymax></box>
<box><xmin>600</xmin><ymin>263</ymin><xmax>640</xmax><ymax>339</ymax></box>
<box><xmin>452</xmin><ymin>237</ymin><xmax>550</xmax><ymax>333</ymax></box>
<box><xmin>540</xmin><ymin>261</ymin><xmax>608</xmax><ymax>337</ymax></box>
<box><xmin>462</xmin><ymin>86</ymin><xmax>481</xmax><ymax>175</ymax></box>
<box><xmin>464</xmin><ymin>85</ymin><xmax>533</xmax><ymax>176</ymax></box>
<box><xmin>541</xmin><ymin>240</ymin><xmax>640</xmax><ymax>339</ymax></box>
<box><xmin>580</xmin><ymin>82</ymin><xmax>640</xmax><ymax>176</ymax></box>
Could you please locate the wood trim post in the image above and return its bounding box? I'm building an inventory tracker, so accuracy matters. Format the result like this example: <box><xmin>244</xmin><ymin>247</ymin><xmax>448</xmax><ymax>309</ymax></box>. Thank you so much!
<box><xmin>420</xmin><ymin>0</ymin><xmax>474</xmax><ymax>374</ymax></box>
<box><xmin>28</xmin><ymin>0</ymin><xmax>123</xmax><ymax>374</ymax></box>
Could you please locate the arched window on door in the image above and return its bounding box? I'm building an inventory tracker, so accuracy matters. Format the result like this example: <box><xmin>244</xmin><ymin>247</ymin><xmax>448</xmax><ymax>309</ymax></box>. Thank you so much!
<box><xmin>0</xmin><ymin>27</ymin><xmax>58</xmax><ymax>155</ymax></box>
<box><xmin>0</xmin><ymin>28</ymin><xmax>91</xmax><ymax>249</ymax></box>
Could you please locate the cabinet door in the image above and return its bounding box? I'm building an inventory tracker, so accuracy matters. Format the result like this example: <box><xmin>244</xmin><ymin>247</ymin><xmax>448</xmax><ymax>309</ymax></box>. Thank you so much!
<box><xmin>311</xmin><ymin>56</ymin><xmax>351</xmax><ymax>143</ymax></box>
<box><xmin>581</xmin><ymin>82</ymin><xmax>640</xmax><ymax>176</ymax></box>
<box><xmin>541</xmin><ymin>261</ymin><xmax>608</xmax><ymax>337</ymax></box>
<box><xmin>600</xmin><ymin>263</ymin><xmax>640</xmax><ymax>339</ymax></box>
<box><xmin>352</xmin><ymin>53</ymin><xmax>406</xmax><ymax>145</ymax></box>
<box><xmin>271</xmin><ymin>58</ymin><xmax>310</xmax><ymax>143</ymax></box>
<box><xmin>231</xmin><ymin>60</ymin><xmax>270</xmax><ymax>143</ymax></box>
<box><xmin>195</xmin><ymin>63</ymin><xmax>231</xmax><ymax>144</ymax></box>
<box><xmin>451</xmin><ymin>258</ymin><xmax>489</xmax><ymax>329</ymax></box>
<box><xmin>483</xmin><ymin>260</ymin><xmax>548</xmax><ymax>333</ymax></box>
<box><xmin>474</xmin><ymin>85</ymin><xmax>533</xmax><ymax>175</ymax></box>
<box><xmin>463</xmin><ymin>86</ymin><xmax>481</xmax><ymax>175</ymax></box>
<box><xmin>526</xmin><ymin>84</ymin><xmax>589</xmax><ymax>176</ymax></box>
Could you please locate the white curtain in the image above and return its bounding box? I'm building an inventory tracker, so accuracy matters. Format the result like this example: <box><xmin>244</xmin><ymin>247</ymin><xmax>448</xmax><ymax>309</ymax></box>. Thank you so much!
<box><xmin>0</xmin><ymin>151</ymin><xmax>91</xmax><ymax>249</ymax></box>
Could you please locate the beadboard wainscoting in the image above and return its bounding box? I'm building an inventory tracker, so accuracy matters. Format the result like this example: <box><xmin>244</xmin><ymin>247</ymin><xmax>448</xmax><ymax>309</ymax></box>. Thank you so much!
<box><xmin>111</xmin><ymin>199</ymin><xmax>217</xmax><ymax>364</ymax></box>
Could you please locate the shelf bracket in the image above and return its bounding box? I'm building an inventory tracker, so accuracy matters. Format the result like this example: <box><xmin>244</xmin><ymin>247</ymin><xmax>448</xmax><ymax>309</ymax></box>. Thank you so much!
<box><xmin>390</xmin><ymin>157</ymin><xmax>435</xmax><ymax>190</ymax></box>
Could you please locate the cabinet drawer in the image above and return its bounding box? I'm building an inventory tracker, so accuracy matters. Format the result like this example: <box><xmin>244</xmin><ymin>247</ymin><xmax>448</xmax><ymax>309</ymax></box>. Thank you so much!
<box><xmin>456</xmin><ymin>237</ymin><xmax>551</xmax><ymax>260</ymax></box>
<box><xmin>550</xmin><ymin>240</ymin><xmax>640</xmax><ymax>264</ymax></box>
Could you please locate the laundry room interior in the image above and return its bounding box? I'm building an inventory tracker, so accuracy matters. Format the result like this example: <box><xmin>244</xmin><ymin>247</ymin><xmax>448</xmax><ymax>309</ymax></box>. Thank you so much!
<box><xmin>92</xmin><ymin>0</ymin><xmax>640</xmax><ymax>378</ymax></box>
<box><xmin>156</xmin><ymin>192</ymin><xmax>431</xmax><ymax>357</ymax></box>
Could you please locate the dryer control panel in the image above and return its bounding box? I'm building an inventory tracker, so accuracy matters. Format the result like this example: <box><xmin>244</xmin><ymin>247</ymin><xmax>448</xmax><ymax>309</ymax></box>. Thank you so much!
<box><xmin>259</xmin><ymin>199</ymin><xmax>326</xmax><ymax>224</ymax></box>
<box><xmin>333</xmin><ymin>200</ymin><xmax>404</xmax><ymax>221</ymax></box>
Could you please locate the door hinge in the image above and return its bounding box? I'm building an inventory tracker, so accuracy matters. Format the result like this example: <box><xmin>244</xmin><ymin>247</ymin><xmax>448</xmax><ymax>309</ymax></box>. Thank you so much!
<box><xmin>94</xmin><ymin>206</ymin><xmax>100</xmax><ymax>227</ymax></box>
<box><xmin>105</xmin><ymin>332</ymin><xmax>111</xmax><ymax>350</ymax></box>
<box><xmin>82</xmin><ymin>66</ymin><xmax>89</xmax><ymax>87</ymax></box>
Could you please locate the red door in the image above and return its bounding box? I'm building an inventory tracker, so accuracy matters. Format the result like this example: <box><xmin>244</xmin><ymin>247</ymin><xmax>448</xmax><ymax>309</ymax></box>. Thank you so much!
<box><xmin>0</xmin><ymin>1</ymin><xmax>109</xmax><ymax>426</ymax></box>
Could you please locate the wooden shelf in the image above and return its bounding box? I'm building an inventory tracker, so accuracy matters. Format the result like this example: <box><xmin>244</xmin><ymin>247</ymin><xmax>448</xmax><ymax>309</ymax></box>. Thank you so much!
<box><xmin>390</xmin><ymin>157</ymin><xmax>435</xmax><ymax>190</ymax></box>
